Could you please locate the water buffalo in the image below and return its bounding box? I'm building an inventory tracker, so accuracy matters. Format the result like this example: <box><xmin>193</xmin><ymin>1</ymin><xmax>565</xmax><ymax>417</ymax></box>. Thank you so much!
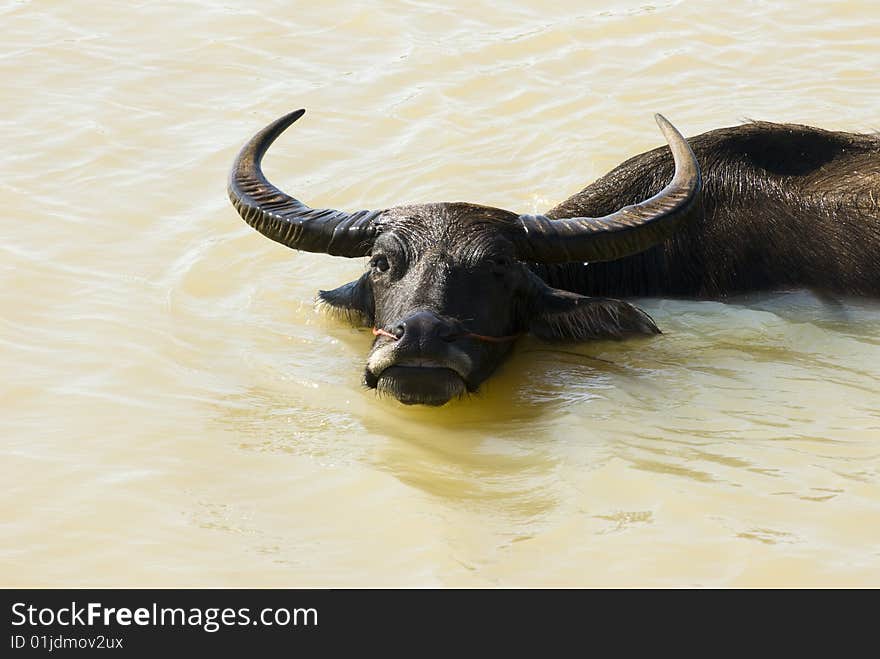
<box><xmin>228</xmin><ymin>110</ymin><xmax>880</xmax><ymax>405</ymax></box>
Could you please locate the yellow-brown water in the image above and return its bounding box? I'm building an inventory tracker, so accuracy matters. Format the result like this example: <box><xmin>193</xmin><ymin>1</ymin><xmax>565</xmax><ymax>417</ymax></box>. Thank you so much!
<box><xmin>3</xmin><ymin>0</ymin><xmax>879</xmax><ymax>587</ymax></box>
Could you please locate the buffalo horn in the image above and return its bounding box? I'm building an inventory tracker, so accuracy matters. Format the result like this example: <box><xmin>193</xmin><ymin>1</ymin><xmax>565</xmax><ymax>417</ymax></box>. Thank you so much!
<box><xmin>514</xmin><ymin>114</ymin><xmax>702</xmax><ymax>264</ymax></box>
<box><xmin>228</xmin><ymin>109</ymin><xmax>384</xmax><ymax>257</ymax></box>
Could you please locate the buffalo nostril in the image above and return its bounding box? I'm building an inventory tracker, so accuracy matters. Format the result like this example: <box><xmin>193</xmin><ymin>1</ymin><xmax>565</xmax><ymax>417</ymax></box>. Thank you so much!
<box><xmin>390</xmin><ymin>312</ymin><xmax>459</xmax><ymax>342</ymax></box>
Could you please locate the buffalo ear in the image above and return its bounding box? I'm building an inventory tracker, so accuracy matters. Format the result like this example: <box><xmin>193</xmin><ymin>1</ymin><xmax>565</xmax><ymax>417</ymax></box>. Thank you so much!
<box><xmin>317</xmin><ymin>273</ymin><xmax>374</xmax><ymax>327</ymax></box>
<box><xmin>528</xmin><ymin>282</ymin><xmax>660</xmax><ymax>342</ymax></box>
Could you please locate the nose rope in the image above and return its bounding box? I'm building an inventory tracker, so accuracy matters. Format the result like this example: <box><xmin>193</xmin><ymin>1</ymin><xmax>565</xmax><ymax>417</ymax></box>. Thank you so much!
<box><xmin>371</xmin><ymin>327</ymin><xmax>520</xmax><ymax>343</ymax></box>
<box><xmin>371</xmin><ymin>327</ymin><xmax>399</xmax><ymax>341</ymax></box>
<box><xmin>461</xmin><ymin>332</ymin><xmax>521</xmax><ymax>343</ymax></box>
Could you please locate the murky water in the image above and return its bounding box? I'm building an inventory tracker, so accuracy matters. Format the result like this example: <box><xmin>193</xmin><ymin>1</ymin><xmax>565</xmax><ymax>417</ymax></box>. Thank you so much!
<box><xmin>3</xmin><ymin>0</ymin><xmax>879</xmax><ymax>586</ymax></box>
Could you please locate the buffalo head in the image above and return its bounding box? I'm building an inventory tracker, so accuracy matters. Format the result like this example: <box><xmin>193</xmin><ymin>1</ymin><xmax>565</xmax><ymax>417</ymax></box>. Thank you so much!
<box><xmin>228</xmin><ymin>110</ymin><xmax>701</xmax><ymax>405</ymax></box>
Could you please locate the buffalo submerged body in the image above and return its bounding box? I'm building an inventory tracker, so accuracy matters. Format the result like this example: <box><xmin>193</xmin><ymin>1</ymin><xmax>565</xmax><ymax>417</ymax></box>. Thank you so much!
<box><xmin>228</xmin><ymin>110</ymin><xmax>880</xmax><ymax>406</ymax></box>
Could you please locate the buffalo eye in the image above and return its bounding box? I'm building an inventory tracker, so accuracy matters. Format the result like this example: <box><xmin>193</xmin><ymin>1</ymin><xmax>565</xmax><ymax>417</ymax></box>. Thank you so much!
<box><xmin>487</xmin><ymin>256</ymin><xmax>511</xmax><ymax>275</ymax></box>
<box><xmin>370</xmin><ymin>255</ymin><xmax>390</xmax><ymax>273</ymax></box>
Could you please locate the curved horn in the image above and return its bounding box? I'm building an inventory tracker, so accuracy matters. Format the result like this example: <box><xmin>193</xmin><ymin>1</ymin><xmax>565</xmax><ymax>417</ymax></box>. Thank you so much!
<box><xmin>228</xmin><ymin>109</ymin><xmax>385</xmax><ymax>257</ymax></box>
<box><xmin>515</xmin><ymin>114</ymin><xmax>702</xmax><ymax>264</ymax></box>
